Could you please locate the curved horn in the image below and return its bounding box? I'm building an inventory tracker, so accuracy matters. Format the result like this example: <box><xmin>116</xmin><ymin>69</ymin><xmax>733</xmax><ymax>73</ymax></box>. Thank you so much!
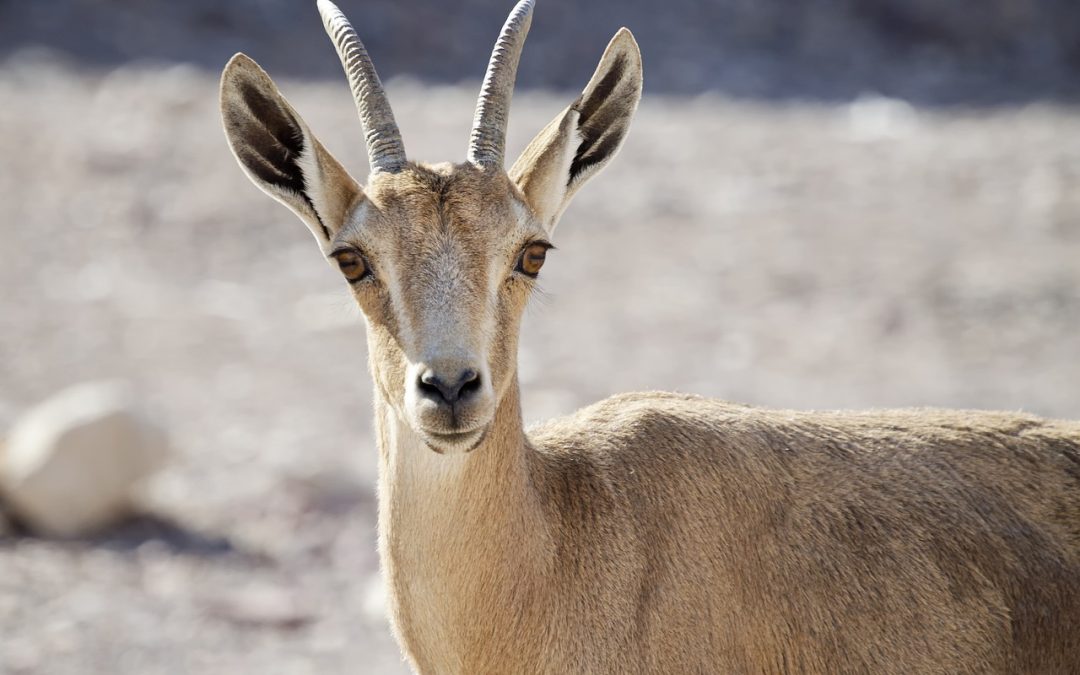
<box><xmin>467</xmin><ymin>0</ymin><xmax>535</xmax><ymax>168</ymax></box>
<box><xmin>317</xmin><ymin>0</ymin><xmax>406</xmax><ymax>174</ymax></box>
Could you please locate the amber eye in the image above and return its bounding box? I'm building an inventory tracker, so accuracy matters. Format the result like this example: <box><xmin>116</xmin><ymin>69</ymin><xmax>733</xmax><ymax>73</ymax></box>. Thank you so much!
<box><xmin>516</xmin><ymin>242</ymin><xmax>551</xmax><ymax>277</ymax></box>
<box><xmin>331</xmin><ymin>249</ymin><xmax>369</xmax><ymax>283</ymax></box>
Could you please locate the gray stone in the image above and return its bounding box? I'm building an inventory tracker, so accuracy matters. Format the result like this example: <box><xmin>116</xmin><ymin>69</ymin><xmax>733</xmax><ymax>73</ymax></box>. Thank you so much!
<box><xmin>0</xmin><ymin>382</ymin><xmax>170</xmax><ymax>538</ymax></box>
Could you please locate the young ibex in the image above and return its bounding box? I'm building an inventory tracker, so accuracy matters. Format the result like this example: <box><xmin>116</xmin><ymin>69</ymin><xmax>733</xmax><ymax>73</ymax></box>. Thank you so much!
<box><xmin>220</xmin><ymin>0</ymin><xmax>1080</xmax><ymax>671</ymax></box>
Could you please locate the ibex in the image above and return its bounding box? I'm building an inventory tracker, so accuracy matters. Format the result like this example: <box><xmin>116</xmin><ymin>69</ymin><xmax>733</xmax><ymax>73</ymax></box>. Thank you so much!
<box><xmin>220</xmin><ymin>0</ymin><xmax>1080</xmax><ymax>671</ymax></box>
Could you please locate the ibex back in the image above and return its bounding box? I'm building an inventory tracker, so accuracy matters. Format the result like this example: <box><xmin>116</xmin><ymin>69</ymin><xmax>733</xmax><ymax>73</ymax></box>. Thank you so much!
<box><xmin>219</xmin><ymin>1</ymin><xmax>1080</xmax><ymax>672</ymax></box>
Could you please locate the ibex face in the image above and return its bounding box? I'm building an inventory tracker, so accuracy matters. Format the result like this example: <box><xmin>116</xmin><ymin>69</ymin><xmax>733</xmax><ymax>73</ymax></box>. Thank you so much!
<box><xmin>219</xmin><ymin>0</ymin><xmax>642</xmax><ymax>454</ymax></box>
<box><xmin>336</xmin><ymin>165</ymin><xmax>547</xmax><ymax>453</ymax></box>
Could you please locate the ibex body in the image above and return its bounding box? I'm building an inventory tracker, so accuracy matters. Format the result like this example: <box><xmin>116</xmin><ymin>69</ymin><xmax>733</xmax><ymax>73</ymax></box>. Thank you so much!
<box><xmin>220</xmin><ymin>1</ymin><xmax>1080</xmax><ymax>672</ymax></box>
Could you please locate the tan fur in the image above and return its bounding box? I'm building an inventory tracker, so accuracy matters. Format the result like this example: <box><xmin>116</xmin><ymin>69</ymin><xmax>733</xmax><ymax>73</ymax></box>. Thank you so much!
<box><xmin>375</xmin><ymin>385</ymin><xmax>1080</xmax><ymax>674</ymax></box>
<box><xmin>219</xmin><ymin>4</ymin><xmax>1080</xmax><ymax>673</ymax></box>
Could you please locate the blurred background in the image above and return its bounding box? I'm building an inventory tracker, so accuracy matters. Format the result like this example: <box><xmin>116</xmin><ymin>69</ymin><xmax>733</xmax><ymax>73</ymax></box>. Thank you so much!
<box><xmin>2</xmin><ymin>0</ymin><xmax>1079</xmax><ymax>673</ymax></box>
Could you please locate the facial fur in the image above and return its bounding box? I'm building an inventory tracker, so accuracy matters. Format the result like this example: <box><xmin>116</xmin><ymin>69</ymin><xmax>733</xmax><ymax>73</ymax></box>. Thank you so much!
<box><xmin>330</xmin><ymin>162</ymin><xmax>548</xmax><ymax>453</ymax></box>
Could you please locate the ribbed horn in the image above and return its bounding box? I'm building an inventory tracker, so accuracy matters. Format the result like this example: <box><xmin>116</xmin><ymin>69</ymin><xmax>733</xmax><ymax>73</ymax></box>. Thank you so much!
<box><xmin>317</xmin><ymin>0</ymin><xmax>406</xmax><ymax>174</ymax></box>
<box><xmin>467</xmin><ymin>0</ymin><xmax>535</xmax><ymax>168</ymax></box>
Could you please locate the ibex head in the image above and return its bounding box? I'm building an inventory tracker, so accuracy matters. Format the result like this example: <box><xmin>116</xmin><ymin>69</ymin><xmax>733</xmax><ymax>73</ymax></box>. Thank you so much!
<box><xmin>219</xmin><ymin>0</ymin><xmax>642</xmax><ymax>454</ymax></box>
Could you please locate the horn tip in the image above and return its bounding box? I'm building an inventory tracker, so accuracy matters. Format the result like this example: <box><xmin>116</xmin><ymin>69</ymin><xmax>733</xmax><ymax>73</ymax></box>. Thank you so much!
<box><xmin>316</xmin><ymin>0</ymin><xmax>342</xmax><ymax>21</ymax></box>
<box><xmin>514</xmin><ymin>0</ymin><xmax>536</xmax><ymax>21</ymax></box>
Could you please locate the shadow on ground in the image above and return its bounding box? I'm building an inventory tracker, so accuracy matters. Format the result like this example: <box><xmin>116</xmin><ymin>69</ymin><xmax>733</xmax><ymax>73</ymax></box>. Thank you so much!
<box><xmin>1</xmin><ymin>513</ymin><xmax>243</xmax><ymax>559</ymax></box>
<box><xmin>90</xmin><ymin>515</ymin><xmax>240</xmax><ymax>558</ymax></box>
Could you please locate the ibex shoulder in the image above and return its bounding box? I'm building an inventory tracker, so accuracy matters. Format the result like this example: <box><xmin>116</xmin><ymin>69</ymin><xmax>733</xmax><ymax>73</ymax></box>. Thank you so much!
<box><xmin>531</xmin><ymin>392</ymin><xmax>1080</xmax><ymax>450</ymax></box>
<box><xmin>525</xmin><ymin>392</ymin><xmax>1080</xmax><ymax>496</ymax></box>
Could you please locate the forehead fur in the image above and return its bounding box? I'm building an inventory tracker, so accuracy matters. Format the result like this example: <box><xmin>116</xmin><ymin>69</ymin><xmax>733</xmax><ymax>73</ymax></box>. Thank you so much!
<box><xmin>363</xmin><ymin>162</ymin><xmax>526</xmax><ymax>235</ymax></box>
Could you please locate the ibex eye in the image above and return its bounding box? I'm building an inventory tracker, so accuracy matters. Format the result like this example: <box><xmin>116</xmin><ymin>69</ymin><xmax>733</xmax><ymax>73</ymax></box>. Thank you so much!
<box><xmin>516</xmin><ymin>242</ymin><xmax>551</xmax><ymax>278</ymax></box>
<box><xmin>331</xmin><ymin>248</ymin><xmax>370</xmax><ymax>283</ymax></box>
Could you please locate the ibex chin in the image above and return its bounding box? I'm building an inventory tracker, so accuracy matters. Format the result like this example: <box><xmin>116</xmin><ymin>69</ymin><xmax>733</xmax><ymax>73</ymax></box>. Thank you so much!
<box><xmin>220</xmin><ymin>0</ymin><xmax>1080</xmax><ymax>671</ymax></box>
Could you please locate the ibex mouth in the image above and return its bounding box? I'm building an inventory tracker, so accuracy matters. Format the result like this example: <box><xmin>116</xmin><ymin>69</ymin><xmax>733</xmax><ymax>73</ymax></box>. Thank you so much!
<box><xmin>423</xmin><ymin>425</ymin><xmax>490</xmax><ymax>454</ymax></box>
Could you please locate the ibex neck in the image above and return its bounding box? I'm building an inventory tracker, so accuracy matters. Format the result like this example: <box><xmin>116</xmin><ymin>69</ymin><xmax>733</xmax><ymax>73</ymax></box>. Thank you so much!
<box><xmin>373</xmin><ymin>379</ymin><xmax>551</xmax><ymax>671</ymax></box>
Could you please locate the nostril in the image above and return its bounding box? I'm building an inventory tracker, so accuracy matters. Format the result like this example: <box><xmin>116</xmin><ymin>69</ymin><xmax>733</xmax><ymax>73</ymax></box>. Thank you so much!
<box><xmin>417</xmin><ymin>368</ymin><xmax>482</xmax><ymax>405</ymax></box>
<box><xmin>458</xmin><ymin>369</ymin><xmax>481</xmax><ymax>400</ymax></box>
<box><xmin>418</xmin><ymin>371</ymin><xmax>446</xmax><ymax>401</ymax></box>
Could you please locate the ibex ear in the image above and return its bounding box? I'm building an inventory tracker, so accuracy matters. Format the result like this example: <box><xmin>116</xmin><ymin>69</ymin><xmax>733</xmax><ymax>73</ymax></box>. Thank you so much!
<box><xmin>510</xmin><ymin>29</ymin><xmax>642</xmax><ymax>233</ymax></box>
<box><xmin>220</xmin><ymin>53</ymin><xmax>362</xmax><ymax>249</ymax></box>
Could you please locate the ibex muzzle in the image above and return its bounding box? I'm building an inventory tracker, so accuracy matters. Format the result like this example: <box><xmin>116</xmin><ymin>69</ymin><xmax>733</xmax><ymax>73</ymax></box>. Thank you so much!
<box><xmin>400</xmin><ymin>253</ymin><xmax>497</xmax><ymax>453</ymax></box>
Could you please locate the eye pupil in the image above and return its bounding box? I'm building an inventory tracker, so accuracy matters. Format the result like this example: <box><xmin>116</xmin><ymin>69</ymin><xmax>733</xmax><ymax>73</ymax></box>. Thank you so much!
<box><xmin>333</xmin><ymin>250</ymin><xmax>369</xmax><ymax>282</ymax></box>
<box><xmin>518</xmin><ymin>243</ymin><xmax>549</xmax><ymax>277</ymax></box>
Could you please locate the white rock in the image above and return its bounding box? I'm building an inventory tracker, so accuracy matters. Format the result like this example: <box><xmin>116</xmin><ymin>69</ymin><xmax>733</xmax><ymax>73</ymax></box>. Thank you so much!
<box><xmin>0</xmin><ymin>382</ymin><xmax>170</xmax><ymax>537</ymax></box>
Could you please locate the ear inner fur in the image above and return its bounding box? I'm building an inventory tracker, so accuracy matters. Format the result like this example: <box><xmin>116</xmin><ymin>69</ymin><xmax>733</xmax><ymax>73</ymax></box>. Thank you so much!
<box><xmin>570</xmin><ymin>52</ymin><xmax>631</xmax><ymax>181</ymax></box>
<box><xmin>509</xmin><ymin>28</ymin><xmax>643</xmax><ymax>230</ymax></box>
<box><xmin>220</xmin><ymin>53</ymin><xmax>361</xmax><ymax>245</ymax></box>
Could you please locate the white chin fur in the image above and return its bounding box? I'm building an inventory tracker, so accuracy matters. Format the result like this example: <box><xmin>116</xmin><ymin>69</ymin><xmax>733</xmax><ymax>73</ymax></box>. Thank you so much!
<box><xmin>422</xmin><ymin>426</ymin><xmax>489</xmax><ymax>455</ymax></box>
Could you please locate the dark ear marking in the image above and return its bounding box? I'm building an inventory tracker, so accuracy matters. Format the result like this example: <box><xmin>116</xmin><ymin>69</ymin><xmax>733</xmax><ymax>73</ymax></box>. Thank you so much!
<box><xmin>225</xmin><ymin>80</ymin><xmax>329</xmax><ymax>239</ymax></box>
<box><xmin>221</xmin><ymin>51</ymin><xmax>364</xmax><ymax>247</ymax></box>
<box><xmin>569</xmin><ymin>53</ymin><xmax>631</xmax><ymax>183</ymax></box>
<box><xmin>508</xmin><ymin>29</ymin><xmax>641</xmax><ymax>232</ymax></box>
<box><xmin>229</xmin><ymin>81</ymin><xmax>302</xmax><ymax>191</ymax></box>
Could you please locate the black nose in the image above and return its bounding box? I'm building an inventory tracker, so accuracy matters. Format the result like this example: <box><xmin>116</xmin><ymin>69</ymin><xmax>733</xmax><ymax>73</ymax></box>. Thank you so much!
<box><xmin>417</xmin><ymin>368</ymin><xmax>481</xmax><ymax>405</ymax></box>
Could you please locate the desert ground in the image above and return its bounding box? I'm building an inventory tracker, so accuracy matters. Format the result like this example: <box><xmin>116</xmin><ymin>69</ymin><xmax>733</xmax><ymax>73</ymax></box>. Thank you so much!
<box><xmin>2</xmin><ymin>50</ymin><xmax>1080</xmax><ymax>672</ymax></box>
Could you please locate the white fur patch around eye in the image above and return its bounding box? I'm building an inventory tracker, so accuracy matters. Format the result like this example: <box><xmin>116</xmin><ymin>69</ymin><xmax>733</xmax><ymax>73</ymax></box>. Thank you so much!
<box><xmin>340</xmin><ymin>199</ymin><xmax>373</xmax><ymax>235</ymax></box>
<box><xmin>509</xmin><ymin>197</ymin><xmax>533</xmax><ymax>229</ymax></box>
<box><xmin>379</xmin><ymin>250</ymin><xmax>418</xmax><ymax>357</ymax></box>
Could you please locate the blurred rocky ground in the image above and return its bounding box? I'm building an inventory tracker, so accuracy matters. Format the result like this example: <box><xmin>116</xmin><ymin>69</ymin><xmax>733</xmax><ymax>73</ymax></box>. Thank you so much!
<box><xmin>2</xmin><ymin>1</ymin><xmax>1080</xmax><ymax>673</ymax></box>
<box><xmin>3</xmin><ymin>0</ymin><xmax>1080</xmax><ymax>102</ymax></box>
